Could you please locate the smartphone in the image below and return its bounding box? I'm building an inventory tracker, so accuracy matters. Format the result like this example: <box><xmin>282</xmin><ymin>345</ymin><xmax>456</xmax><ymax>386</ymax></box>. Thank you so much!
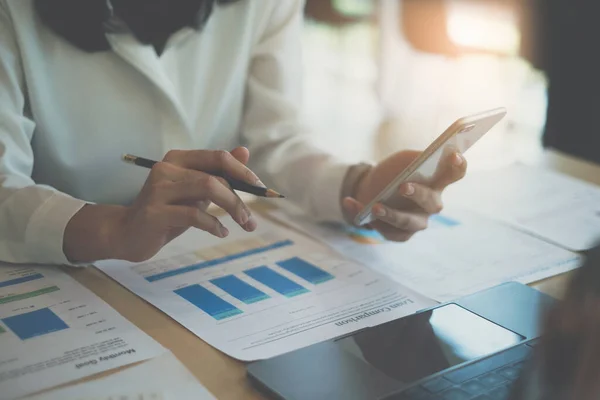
<box><xmin>354</xmin><ymin>107</ymin><xmax>507</xmax><ymax>226</ymax></box>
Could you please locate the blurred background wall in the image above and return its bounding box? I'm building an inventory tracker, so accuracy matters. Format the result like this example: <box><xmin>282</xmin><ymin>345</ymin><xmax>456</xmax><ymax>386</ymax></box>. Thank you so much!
<box><xmin>300</xmin><ymin>0</ymin><xmax>548</xmax><ymax>171</ymax></box>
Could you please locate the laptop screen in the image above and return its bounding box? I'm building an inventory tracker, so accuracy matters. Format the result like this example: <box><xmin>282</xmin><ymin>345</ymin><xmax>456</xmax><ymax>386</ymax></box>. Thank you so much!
<box><xmin>336</xmin><ymin>304</ymin><xmax>525</xmax><ymax>384</ymax></box>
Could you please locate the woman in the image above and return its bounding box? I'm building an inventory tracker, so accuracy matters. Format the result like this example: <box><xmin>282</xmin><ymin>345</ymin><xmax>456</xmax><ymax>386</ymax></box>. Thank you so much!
<box><xmin>0</xmin><ymin>0</ymin><xmax>466</xmax><ymax>265</ymax></box>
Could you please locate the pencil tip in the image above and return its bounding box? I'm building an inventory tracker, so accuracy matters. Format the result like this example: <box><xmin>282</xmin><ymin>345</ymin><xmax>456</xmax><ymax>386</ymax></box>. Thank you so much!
<box><xmin>122</xmin><ymin>154</ymin><xmax>136</xmax><ymax>163</ymax></box>
<box><xmin>266</xmin><ymin>189</ymin><xmax>285</xmax><ymax>199</ymax></box>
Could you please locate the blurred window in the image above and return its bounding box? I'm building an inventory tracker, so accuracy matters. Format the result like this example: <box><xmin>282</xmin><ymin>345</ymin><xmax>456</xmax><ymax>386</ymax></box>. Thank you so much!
<box><xmin>402</xmin><ymin>0</ymin><xmax>521</xmax><ymax>56</ymax></box>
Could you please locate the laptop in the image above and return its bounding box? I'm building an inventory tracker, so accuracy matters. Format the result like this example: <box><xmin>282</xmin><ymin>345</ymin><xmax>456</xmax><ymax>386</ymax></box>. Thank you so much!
<box><xmin>247</xmin><ymin>282</ymin><xmax>553</xmax><ymax>400</ymax></box>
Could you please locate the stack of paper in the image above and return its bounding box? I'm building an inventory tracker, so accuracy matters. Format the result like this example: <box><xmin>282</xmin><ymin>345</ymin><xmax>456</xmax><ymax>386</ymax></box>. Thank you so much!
<box><xmin>444</xmin><ymin>164</ymin><xmax>600</xmax><ymax>251</ymax></box>
<box><xmin>0</xmin><ymin>264</ymin><xmax>166</xmax><ymax>399</ymax></box>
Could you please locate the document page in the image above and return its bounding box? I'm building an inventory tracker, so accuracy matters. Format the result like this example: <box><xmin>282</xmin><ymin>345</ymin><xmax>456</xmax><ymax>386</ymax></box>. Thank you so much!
<box><xmin>97</xmin><ymin>216</ymin><xmax>435</xmax><ymax>361</ymax></box>
<box><xmin>270</xmin><ymin>208</ymin><xmax>581</xmax><ymax>302</ymax></box>
<box><xmin>0</xmin><ymin>265</ymin><xmax>165</xmax><ymax>400</ymax></box>
<box><xmin>445</xmin><ymin>164</ymin><xmax>600</xmax><ymax>251</ymax></box>
<box><xmin>25</xmin><ymin>352</ymin><xmax>214</xmax><ymax>400</ymax></box>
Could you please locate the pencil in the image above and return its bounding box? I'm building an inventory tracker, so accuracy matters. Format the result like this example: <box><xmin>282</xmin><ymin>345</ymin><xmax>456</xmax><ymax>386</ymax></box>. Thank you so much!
<box><xmin>122</xmin><ymin>154</ymin><xmax>285</xmax><ymax>199</ymax></box>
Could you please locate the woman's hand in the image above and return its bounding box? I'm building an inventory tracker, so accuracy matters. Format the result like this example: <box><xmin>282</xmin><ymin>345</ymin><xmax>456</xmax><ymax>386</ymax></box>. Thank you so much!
<box><xmin>64</xmin><ymin>147</ymin><xmax>261</xmax><ymax>263</ymax></box>
<box><xmin>342</xmin><ymin>150</ymin><xmax>467</xmax><ymax>242</ymax></box>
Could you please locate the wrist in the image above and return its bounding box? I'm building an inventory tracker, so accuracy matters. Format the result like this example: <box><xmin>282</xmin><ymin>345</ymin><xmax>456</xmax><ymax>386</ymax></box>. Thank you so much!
<box><xmin>354</xmin><ymin>169</ymin><xmax>372</xmax><ymax>205</ymax></box>
<box><xmin>340</xmin><ymin>163</ymin><xmax>373</xmax><ymax>225</ymax></box>
<box><xmin>64</xmin><ymin>204</ymin><xmax>128</xmax><ymax>263</ymax></box>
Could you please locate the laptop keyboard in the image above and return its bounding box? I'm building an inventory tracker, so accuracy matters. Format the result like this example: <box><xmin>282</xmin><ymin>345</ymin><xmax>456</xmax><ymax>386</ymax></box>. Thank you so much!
<box><xmin>382</xmin><ymin>341</ymin><xmax>537</xmax><ymax>400</ymax></box>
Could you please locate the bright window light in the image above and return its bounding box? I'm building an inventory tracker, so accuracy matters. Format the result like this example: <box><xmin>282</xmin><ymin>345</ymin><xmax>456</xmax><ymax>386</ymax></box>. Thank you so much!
<box><xmin>447</xmin><ymin>0</ymin><xmax>521</xmax><ymax>55</ymax></box>
<box><xmin>334</xmin><ymin>0</ymin><xmax>373</xmax><ymax>17</ymax></box>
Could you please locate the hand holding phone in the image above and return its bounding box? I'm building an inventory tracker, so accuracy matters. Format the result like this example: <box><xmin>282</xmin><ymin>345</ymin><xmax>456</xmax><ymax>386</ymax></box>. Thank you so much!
<box><xmin>352</xmin><ymin>108</ymin><xmax>507</xmax><ymax>227</ymax></box>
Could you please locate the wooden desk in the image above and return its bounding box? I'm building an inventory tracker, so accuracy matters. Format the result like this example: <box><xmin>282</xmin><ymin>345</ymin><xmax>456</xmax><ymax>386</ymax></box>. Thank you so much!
<box><xmin>63</xmin><ymin>150</ymin><xmax>600</xmax><ymax>400</ymax></box>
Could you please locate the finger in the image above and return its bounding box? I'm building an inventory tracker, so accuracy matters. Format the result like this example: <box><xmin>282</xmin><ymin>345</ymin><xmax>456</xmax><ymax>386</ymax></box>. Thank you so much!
<box><xmin>202</xmin><ymin>177</ymin><xmax>255</xmax><ymax>231</ymax></box>
<box><xmin>157</xmin><ymin>205</ymin><xmax>229</xmax><ymax>238</ymax></box>
<box><xmin>398</xmin><ymin>183</ymin><xmax>443</xmax><ymax>214</ymax></box>
<box><xmin>148</xmin><ymin>161</ymin><xmax>201</xmax><ymax>183</ymax></box>
<box><xmin>197</xmin><ymin>200</ymin><xmax>211</xmax><ymax>211</ymax></box>
<box><xmin>431</xmin><ymin>152</ymin><xmax>467</xmax><ymax>190</ymax></box>
<box><xmin>242</xmin><ymin>217</ymin><xmax>258</xmax><ymax>232</ymax></box>
<box><xmin>342</xmin><ymin>198</ymin><xmax>379</xmax><ymax>231</ymax></box>
<box><xmin>342</xmin><ymin>197</ymin><xmax>363</xmax><ymax>219</ymax></box>
<box><xmin>163</xmin><ymin>149</ymin><xmax>264</xmax><ymax>187</ymax></box>
<box><xmin>234</xmin><ymin>191</ymin><xmax>258</xmax><ymax>232</ymax></box>
<box><xmin>371</xmin><ymin>203</ymin><xmax>429</xmax><ymax>232</ymax></box>
<box><xmin>148</xmin><ymin>162</ymin><xmax>231</xmax><ymax>192</ymax></box>
<box><xmin>230</xmin><ymin>146</ymin><xmax>250</xmax><ymax>165</ymax></box>
<box><xmin>150</xmin><ymin>177</ymin><xmax>253</xmax><ymax>229</ymax></box>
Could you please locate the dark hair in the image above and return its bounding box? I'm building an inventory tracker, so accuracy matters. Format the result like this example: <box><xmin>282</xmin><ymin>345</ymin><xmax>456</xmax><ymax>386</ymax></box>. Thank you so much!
<box><xmin>34</xmin><ymin>0</ymin><xmax>242</xmax><ymax>53</ymax></box>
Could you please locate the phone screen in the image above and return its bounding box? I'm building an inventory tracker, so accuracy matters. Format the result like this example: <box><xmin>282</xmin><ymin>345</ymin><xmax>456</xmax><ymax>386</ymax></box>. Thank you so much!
<box><xmin>402</xmin><ymin>123</ymin><xmax>483</xmax><ymax>185</ymax></box>
<box><xmin>335</xmin><ymin>304</ymin><xmax>524</xmax><ymax>385</ymax></box>
<box><xmin>355</xmin><ymin>109</ymin><xmax>506</xmax><ymax>226</ymax></box>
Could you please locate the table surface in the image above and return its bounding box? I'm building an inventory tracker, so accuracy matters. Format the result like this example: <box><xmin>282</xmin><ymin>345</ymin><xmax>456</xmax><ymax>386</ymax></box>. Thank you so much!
<box><xmin>61</xmin><ymin>150</ymin><xmax>600</xmax><ymax>400</ymax></box>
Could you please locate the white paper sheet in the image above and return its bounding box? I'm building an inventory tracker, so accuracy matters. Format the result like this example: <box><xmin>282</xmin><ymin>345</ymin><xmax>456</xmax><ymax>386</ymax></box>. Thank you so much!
<box><xmin>97</xmin><ymin>216</ymin><xmax>435</xmax><ymax>361</ymax></box>
<box><xmin>269</xmin><ymin>208</ymin><xmax>582</xmax><ymax>302</ymax></box>
<box><xmin>0</xmin><ymin>265</ymin><xmax>165</xmax><ymax>400</ymax></box>
<box><xmin>25</xmin><ymin>352</ymin><xmax>214</xmax><ymax>400</ymax></box>
<box><xmin>444</xmin><ymin>164</ymin><xmax>600</xmax><ymax>251</ymax></box>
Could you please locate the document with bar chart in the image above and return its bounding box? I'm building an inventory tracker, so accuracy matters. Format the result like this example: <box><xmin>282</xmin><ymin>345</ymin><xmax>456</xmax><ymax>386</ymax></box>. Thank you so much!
<box><xmin>97</xmin><ymin>216</ymin><xmax>435</xmax><ymax>361</ymax></box>
<box><xmin>270</xmin><ymin>207</ymin><xmax>582</xmax><ymax>301</ymax></box>
<box><xmin>0</xmin><ymin>265</ymin><xmax>165</xmax><ymax>400</ymax></box>
<box><xmin>26</xmin><ymin>352</ymin><xmax>215</xmax><ymax>400</ymax></box>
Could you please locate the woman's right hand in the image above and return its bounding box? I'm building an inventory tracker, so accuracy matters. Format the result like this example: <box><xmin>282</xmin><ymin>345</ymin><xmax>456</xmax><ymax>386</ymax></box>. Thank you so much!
<box><xmin>64</xmin><ymin>147</ymin><xmax>261</xmax><ymax>263</ymax></box>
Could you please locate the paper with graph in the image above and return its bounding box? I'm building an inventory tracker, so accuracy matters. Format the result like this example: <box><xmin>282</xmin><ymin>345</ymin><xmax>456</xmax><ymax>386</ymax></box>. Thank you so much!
<box><xmin>444</xmin><ymin>164</ymin><xmax>600</xmax><ymax>251</ymax></box>
<box><xmin>0</xmin><ymin>265</ymin><xmax>165</xmax><ymax>400</ymax></box>
<box><xmin>269</xmin><ymin>208</ymin><xmax>582</xmax><ymax>302</ymax></box>
<box><xmin>25</xmin><ymin>352</ymin><xmax>215</xmax><ymax>400</ymax></box>
<box><xmin>97</xmin><ymin>216</ymin><xmax>435</xmax><ymax>361</ymax></box>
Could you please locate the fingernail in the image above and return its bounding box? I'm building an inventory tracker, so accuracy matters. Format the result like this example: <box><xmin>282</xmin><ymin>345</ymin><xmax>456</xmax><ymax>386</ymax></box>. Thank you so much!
<box><xmin>374</xmin><ymin>206</ymin><xmax>386</xmax><ymax>217</ymax></box>
<box><xmin>245</xmin><ymin>216</ymin><xmax>257</xmax><ymax>232</ymax></box>
<box><xmin>256</xmin><ymin>179</ymin><xmax>266</xmax><ymax>188</ymax></box>
<box><xmin>403</xmin><ymin>184</ymin><xmax>415</xmax><ymax>196</ymax></box>
<box><xmin>219</xmin><ymin>225</ymin><xmax>229</xmax><ymax>238</ymax></box>
<box><xmin>239</xmin><ymin>208</ymin><xmax>250</xmax><ymax>225</ymax></box>
<box><xmin>453</xmin><ymin>153</ymin><xmax>464</xmax><ymax>166</ymax></box>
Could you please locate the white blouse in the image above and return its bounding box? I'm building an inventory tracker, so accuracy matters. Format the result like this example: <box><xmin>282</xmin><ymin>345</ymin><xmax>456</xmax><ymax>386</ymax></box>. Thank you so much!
<box><xmin>0</xmin><ymin>0</ymin><xmax>352</xmax><ymax>265</ymax></box>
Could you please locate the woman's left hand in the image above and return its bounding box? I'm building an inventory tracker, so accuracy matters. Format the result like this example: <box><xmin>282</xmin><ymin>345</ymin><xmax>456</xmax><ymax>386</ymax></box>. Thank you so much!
<box><xmin>342</xmin><ymin>150</ymin><xmax>467</xmax><ymax>242</ymax></box>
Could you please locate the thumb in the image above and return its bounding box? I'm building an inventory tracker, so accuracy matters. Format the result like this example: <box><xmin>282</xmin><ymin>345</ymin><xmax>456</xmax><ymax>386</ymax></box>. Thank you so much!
<box><xmin>342</xmin><ymin>197</ymin><xmax>364</xmax><ymax>218</ymax></box>
<box><xmin>230</xmin><ymin>146</ymin><xmax>250</xmax><ymax>165</ymax></box>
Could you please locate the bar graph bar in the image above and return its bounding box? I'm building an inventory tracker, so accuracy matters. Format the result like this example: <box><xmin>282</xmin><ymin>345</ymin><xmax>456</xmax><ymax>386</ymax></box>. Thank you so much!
<box><xmin>2</xmin><ymin>308</ymin><xmax>69</xmax><ymax>340</ymax></box>
<box><xmin>146</xmin><ymin>240</ymin><xmax>294</xmax><ymax>282</ymax></box>
<box><xmin>245</xmin><ymin>266</ymin><xmax>309</xmax><ymax>298</ymax></box>
<box><xmin>0</xmin><ymin>286</ymin><xmax>60</xmax><ymax>305</ymax></box>
<box><xmin>174</xmin><ymin>285</ymin><xmax>243</xmax><ymax>320</ymax></box>
<box><xmin>210</xmin><ymin>276</ymin><xmax>270</xmax><ymax>304</ymax></box>
<box><xmin>0</xmin><ymin>273</ymin><xmax>44</xmax><ymax>289</ymax></box>
<box><xmin>277</xmin><ymin>257</ymin><xmax>334</xmax><ymax>285</ymax></box>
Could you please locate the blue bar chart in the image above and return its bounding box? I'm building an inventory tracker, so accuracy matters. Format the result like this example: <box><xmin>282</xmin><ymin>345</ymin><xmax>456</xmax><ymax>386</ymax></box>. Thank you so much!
<box><xmin>175</xmin><ymin>284</ymin><xmax>243</xmax><ymax>320</ymax></box>
<box><xmin>2</xmin><ymin>308</ymin><xmax>69</xmax><ymax>340</ymax></box>
<box><xmin>0</xmin><ymin>273</ymin><xmax>44</xmax><ymax>289</ymax></box>
<box><xmin>210</xmin><ymin>276</ymin><xmax>270</xmax><ymax>304</ymax></box>
<box><xmin>277</xmin><ymin>257</ymin><xmax>334</xmax><ymax>284</ymax></box>
<box><xmin>245</xmin><ymin>266</ymin><xmax>309</xmax><ymax>298</ymax></box>
<box><xmin>146</xmin><ymin>240</ymin><xmax>294</xmax><ymax>282</ymax></box>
